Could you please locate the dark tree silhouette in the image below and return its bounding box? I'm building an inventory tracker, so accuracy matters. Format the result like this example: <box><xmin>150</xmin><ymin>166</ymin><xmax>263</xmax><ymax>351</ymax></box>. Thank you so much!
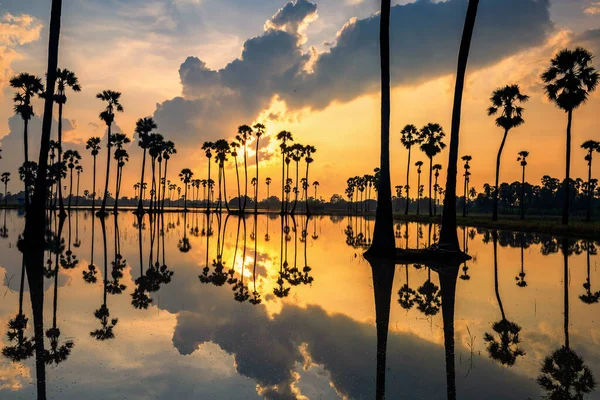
<box><xmin>179</xmin><ymin>168</ymin><xmax>193</xmax><ymax>212</ymax></box>
<box><xmin>415</xmin><ymin>161</ymin><xmax>423</xmax><ymax>216</ymax></box>
<box><xmin>542</xmin><ymin>48</ymin><xmax>599</xmax><ymax>225</ymax></box>
<box><xmin>135</xmin><ymin>117</ymin><xmax>157</xmax><ymax>213</ymax></box>
<box><xmin>419</xmin><ymin>123</ymin><xmax>446</xmax><ymax>216</ymax></box>
<box><xmin>1</xmin><ymin>172</ymin><xmax>10</xmax><ymax>206</ymax></box>
<box><xmin>487</xmin><ymin>84</ymin><xmax>529</xmax><ymax>221</ymax></box>
<box><xmin>201</xmin><ymin>141</ymin><xmax>214</xmax><ymax>213</ymax></box>
<box><xmin>432</xmin><ymin>165</ymin><xmax>442</xmax><ymax>216</ymax></box>
<box><xmin>398</xmin><ymin>265</ymin><xmax>416</xmax><ymax>310</ymax></box>
<box><xmin>517</xmin><ymin>151</ymin><xmax>529</xmax><ymax>219</ymax></box>
<box><xmin>63</xmin><ymin>149</ymin><xmax>81</xmax><ymax>212</ymax></box>
<box><xmin>401</xmin><ymin>124</ymin><xmax>420</xmax><ymax>215</ymax></box>
<box><xmin>237</xmin><ymin>125</ymin><xmax>253</xmax><ymax>213</ymax></box>
<box><xmin>253</xmin><ymin>123</ymin><xmax>265</xmax><ymax>214</ymax></box>
<box><xmin>581</xmin><ymin>140</ymin><xmax>600</xmax><ymax>222</ymax></box>
<box><xmin>85</xmin><ymin>137</ymin><xmax>101</xmax><ymax>210</ymax></box>
<box><xmin>415</xmin><ymin>267</ymin><xmax>441</xmax><ymax>316</ymax></box>
<box><xmin>580</xmin><ymin>242</ymin><xmax>599</xmax><ymax>304</ymax></box>
<box><xmin>461</xmin><ymin>155</ymin><xmax>471</xmax><ymax>217</ymax></box>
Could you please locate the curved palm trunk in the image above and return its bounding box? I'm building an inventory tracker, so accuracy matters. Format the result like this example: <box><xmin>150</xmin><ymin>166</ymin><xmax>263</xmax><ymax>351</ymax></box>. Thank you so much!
<box><xmin>368</xmin><ymin>0</ymin><xmax>395</xmax><ymax>257</ymax></box>
<box><xmin>234</xmin><ymin>156</ymin><xmax>241</xmax><ymax>211</ymax></box>
<box><xmin>586</xmin><ymin>152</ymin><xmax>592</xmax><ymax>222</ymax></box>
<box><xmin>439</xmin><ymin>0</ymin><xmax>479</xmax><ymax>251</ymax></box>
<box><xmin>137</xmin><ymin>149</ymin><xmax>147</xmax><ymax>213</ymax></box>
<box><xmin>157</xmin><ymin>160</ymin><xmax>162</xmax><ymax>213</ymax></box>
<box><xmin>492</xmin><ymin>128</ymin><xmax>508</xmax><ymax>221</ymax></box>
<box><xmin>428</xmin><ymin>157</ymin><xmax>433</xmax><ymax>216</ymax></box>
<box><xmin>492</xmin><ymin>232</ymin><xmax>506</xmax><ymax>321</ymax></box>
<box><xmin>562</xmin><ymin>110</ymin><xmax>573</xmax><ymax>225</ymax></box>
<box><xmin>99</xmin><ymin>123</ymin><xmax>112</xmax><ymax>215</ymax></box>
<box><xmin>405</xmin><ymin>147</ymin><xmax>411</xmax><ymax>215</ymax></box>
<box><xmin>521</xmin><ymin>164</ymin><xmax>526</xmax><ymax>220</ymax></box>
<box><xmin>305</xmin><ymin>163</ymin><xmax>311</xmax><ymax>216</ymax></box>
<box><xmin>57</xmin><ymin>103</ymin><xmax>66</xmax><ymax>216</ymax></box>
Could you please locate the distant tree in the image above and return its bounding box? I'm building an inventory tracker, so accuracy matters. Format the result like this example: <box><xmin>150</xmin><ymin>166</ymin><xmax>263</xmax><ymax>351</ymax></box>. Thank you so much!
<box><xmin>461</xmin><ymin>155</ymin><xmax>472</xmax><ymax>217</ymax></box>
<box><xmin>432</xmin><ymin>164</ymin><xmax>442</xmax><ymax>215</ymax></box>
<box><xmin>86</xmin><ymin>137</ymin><xmax>101</xmax><ymax>209</ymax></box>
<box><xmin>63</xmin><ymin>149</ymin><xmax>81</xmax><ymax>211</ymax></box>
<box><xmin>134</xmin><ymin>117</ymin><xmax>157</xmax><ymax>213</ymax></box>
<box><xmin>517</xmin><ymin>151</ymin><xmax>529</xmax><ymax>219</ymax></box>
<box><xmin>418</xmin><ymin>123</ymin><xmax>446</xmax><ymax>216</ymax></box>
<box><xmin>415</xmin><ymin>161</ymin><xmax>424</xmax><ymax>216</ymax></box>
<box><xmin>581</xmin><ymin>140</ymin><xmax>600</xmax><ymax>222</ymax></box>
<box><xmin>400</xmin><ymin>124</ymin><xmax>421</xmax><ymax>215</ymax></box>
<box><xmin>1</xmin><ymin>172</ymin><xmax>10</xmax><ymax>206</ymax></box>
<box><xmin>179</xmin><ymin>169</ymin><xmax>193</xmax><ymax>211</ymax></box>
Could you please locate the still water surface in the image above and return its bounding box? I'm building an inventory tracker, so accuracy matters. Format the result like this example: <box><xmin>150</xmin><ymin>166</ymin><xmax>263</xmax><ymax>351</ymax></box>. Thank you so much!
<box><xmin>0</xmin><ymin>210</ymin><xmax>598</xmax><ymax>399</ymax></box>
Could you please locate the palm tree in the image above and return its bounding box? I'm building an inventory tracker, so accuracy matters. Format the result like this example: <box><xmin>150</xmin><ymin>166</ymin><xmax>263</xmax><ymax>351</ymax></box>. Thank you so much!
<box><xmin>75</xmin><ymin>165</ymin><xmax>83</xmax><ymax>207</ymax></box>
<box><xmin>439</xmin><ymin>0</ymin><xmax>480</xmax><ymax>252</ymax></box>
<box><xmin>253</xmin><ymin>123</ymin><xmax>265</xmax><ymax>214</ymax></box>
<box><xmin>1</xmin><ymin>172</ymin><xmax>10</xmax><ymax>206</ymax></box>
<box><xmin>432</xmin><ymin>164</ymin><xmax>442</xmax><ymax>216</ymax></box>
<box><xmin>400</xmin><ymin>124</ymin><xmax>420</xmax><ymax>216</ymax></box>
<box><xmin>10</xmin><ymin>72</ymin><xmax>44</xmax><ymax>207</ymax></box>
<box><xmin>85</xmin><ymin>137</ymin><xmax>101</xmax><ymax>209</ymax></box>
<box><xmin>288</xmin><ymin>143</ymin><xmax>305</xmax><ymax>214</ymax></box>
<box><xmin>312</xmin><ymin>180</ymin><xmax>319</xmax><ymax>202</ymax></box>
<box><xmin>96</xmin><ymin>90</ymin><xmax>124</xmax><ymax>216</ymax></box>
<box><xmin>161</xmin><ymin>141</ymin><xmax>176</xmax><ymax>211</ymax></box>
<box><xmin>201</xmin><ymin>141</ymin><xmax>214</xmax><ymax>213</ymax></box>
<box><xmin>276</xmin><ymin>131</ymin><xmax>293</xmax><ymax>214</ymax></box>
<box><xmin>230</xmin><ymin>141</ymin><xmax>242</xmax><ymax>209</ymax></box>
<box><xmin>179</xmin><ymin>169</ymin><xmax>193</xmax><ymax>211</ymax></box>
<box><xmin>580</xmin><ymin>242</ymin><xmax>600</xmax><ymax>304</ymax></box>
<box><xmin>147</xmin><ymin>134</ymin><xmax>164</xmax><ymax>212</ymax></box>
<box><xmin>415</xmin><ymin>161</ymin><xmax>423</xmax><ymax>216</ymax></box>
<box><xmin>63</xmin><ymin>150</ymin><xmax>81</xmax><ymax>212</ymax></box>
<box><xmin>111</xmin><ymin>133</ymin><xmax>130</xmax><ymax>212</ymax></box>
<box><xmin>134</xmin><ymin>117</ymin><xmax>157</xmax><ymax>213</ymax></box>
<box><xmin>418</xmin><ymin>123</ymin><xmax>446</xmax><ymax>216</ymax></box>
<box><xmin>214</xmin><ymin>139</ymin><xmax>231</xmax><ymax>213</ymax></box>
<box><xmin>54</xmin><ymin>68</ymin><xmax>81</xmax><ymax>216</ymax></box>
<box><xmin>517</xmin><ymin>151</ymin><xmax>529</xmax><ymax>219</ymax></box>
<box><xmin>487</xmin><ymin>84</ymin><xmax>529</xmax><ymax>221</ymax></box>
<box><xmin>542</xmin><ymin>48</ymin><xmax>599</xmax><ymax>225</ymax></box>
<box><xmin>265</xmin><ymin>177</ymin><xmax>272</xmax><ymax>210</ymax></box>
<box><xmin>460</xmin><ymin>155</ymin><xmax>472</xmax><ymax>217</ymax></box>
<box><xmin>581</xmin><ymin>140</ymin><xmax>600</xmax><ymax>222</ymax></box>
<box><xmin>303</xmin><ymin>145</ymin><xmax>316</xmax><ymax>215</ymax></box>
<box><xmin>237</xmin><ymin>124</ymin><xmax>253</xmax><ymax>212</ymax></box>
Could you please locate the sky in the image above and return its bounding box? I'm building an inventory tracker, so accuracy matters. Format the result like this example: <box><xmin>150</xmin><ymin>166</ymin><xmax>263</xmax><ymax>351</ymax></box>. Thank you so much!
<box><xmin>0</xmin><ymin>0</ymin><xmax>599</xmax><ymax>200</ymax></box>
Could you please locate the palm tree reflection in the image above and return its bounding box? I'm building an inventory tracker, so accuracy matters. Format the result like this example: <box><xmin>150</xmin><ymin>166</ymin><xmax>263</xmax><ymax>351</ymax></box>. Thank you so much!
<box><xmin>580</xmin><ymin>241</ymin><xmax>599</xmax><ymax>304</ymax></box>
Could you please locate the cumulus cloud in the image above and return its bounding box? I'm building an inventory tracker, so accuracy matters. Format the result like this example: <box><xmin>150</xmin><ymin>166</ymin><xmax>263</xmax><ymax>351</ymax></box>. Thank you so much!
<box><xmin>154</xmin><ymin>0</ymin><xmax>552</xmax><ymax>151</ymax></box>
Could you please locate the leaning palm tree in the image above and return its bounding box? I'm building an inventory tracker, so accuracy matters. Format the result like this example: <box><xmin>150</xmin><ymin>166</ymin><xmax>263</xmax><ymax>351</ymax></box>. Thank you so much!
<box><xmin>134</xmin><ymin>117</ymin><xmax>157</xmax><ymax>213</ymax></box>
<box><xmin>201</xmin><ymin>141</ymin><xmax>214</xmax><ymax>213</ymax></box>
<box><xmin>54</xmin><ymin>68</ymin><xmax>81</xmax><ymax>216</ymax></box>
<box><xmin>581</xmin><ymin>140</ymin><xmax>600</xmax><ymax>222</ymax></box>
<box><xmin>432</xmin><ymin>164</ymin><xmax>442</xmax><ymax>216</ymax></box>
<box><xmin>276</xmin><ymin>131</ymin><xmax>293</xmax><ymax>214</ymax></box>
<box><xmin>63</xmin><ymin>150</ymin><xmax>81</xmax><ymax>212</ymax></box>
<box><xmin>10</xmin><ymin>72</ymin><xmax>44</xmax><ymax>207</ymax></box>
<box><xmin>542</xmin><ymin>48</ymin><xmax>599</xmax><ymax>225</ymax></box>
<box><xmin>96</xmin><ymin>90</ymin><xmax>124</xmax><ymax>216</ymax></box>
<box><xmin>253</xmin><ymin>123</ymin><xmax>265</xmax><ymax>214</ymax></box>
<box><xmin>487</xmin><ymin>84</ymin><xmax>529</xmax><ymax>221</ymax></box>
<box><xmin>179</xmin><ymin>168</ymin><xmax>193</xmax><ymax>212</ymax></box>
<box><xmin>418</xmin><ymin>123</ymin><xmax>446</xmax><ymax>216</ymax></box>
<box><xmin>439</xmin><ymin>0</ymin><xmax>480</xmax><ymax>252</ymax></box>
<box><xmin>517</xmin><ymin>151</ymin><xmax>529</xmax><ymax>220</ymax></box>
<box><xmin>401</xmin><ymin>124</ymin><xmax>420</xmax><ymax>215</ymax></box>
<box><xmin>237</xmin><ymin>125</ymin><xmax>253</xmax><ymax>212</ymax></box>
<box><xmin>415</xmin><ymin>161</ymin><xmax>424</xmax><ymax>216</ymax></box>
<box><xmin>85</xmin><ymin>137</ymin><xmax>101</xmax><ymax>209</ymax></box>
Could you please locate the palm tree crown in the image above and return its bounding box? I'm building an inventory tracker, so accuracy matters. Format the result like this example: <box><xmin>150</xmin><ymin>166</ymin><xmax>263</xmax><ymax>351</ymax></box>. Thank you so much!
<box><xmin>10</xmin><ymin>72</ymin><xmax>44</xmax><ymax>121</ymax></box>
<box><xmin>487</xmin><ymin>84</ymin><xmax>529</xmax><ymax>130</ymax></box>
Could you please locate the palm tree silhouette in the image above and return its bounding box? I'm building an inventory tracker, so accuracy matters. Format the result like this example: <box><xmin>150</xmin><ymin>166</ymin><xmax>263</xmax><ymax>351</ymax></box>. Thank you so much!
<box><xmin>484</xmin><ymin>231</ymin><xmax>525</xmax><ymax>366</ymax></box>
<box><xmin>289</xmin><ymin>143</ymin><xmax>305</xmax><ymax>214</ymax></box>
<box><xmin>401</xmin><ymin>124</ymin><xmax>420</xmax><ymax>216</ymax></box>
<box><xmin>237</xmin><ymin>124</ymin><xmax>253</xmax><ymax>212</ymax></box>
<box><xmin>439</xmin><ymin>0</ymin><xmax>479</xmax><ymax>252</ymax></box>
<box><xmin>63</xmin><ymin>149</ymin><xmax>81</xmax><ymax>211</ymax></box>
<box><xmin>580</xmin><ymin>242</ymin><xmax>600</xmax><ymax>304</ymax></box>
<box><xmin>85</xmin><ymin>137</ymin><xmax>101</xmax><ymax>210</ymax></box>
<box><xmin>1</xmin><ymin>172</ymin><xmax>10</xmax><ymax>206</ymax></box>
<box><xmin>487</xmin><ymin>84</ymin><xmax>529</xmax><ymax>221</ymax></box>
<box><xmin>54</xmin><ymin>68</ymin><xmax>81</xmax><ymax>216</ymax></box>
<box><xmin>214</xmin><ymin>139</ymin><xmax>231</xmax><ymax>213</ymax></box>
<box><xmin>415</xmin><ymin>161</ymin><xmax>423</xmax><ymax>216</ymax></box>
<box><xmin>303</xmin><ymin>145</ymin><xmax>316</xmax><ymax>215</ymax></box>
<box><xmin>419</xmin><ymin>123</ymin><xmax>446</xmax><ymax>216</ymax></box>
<box><xmin>415</xmin><ymin>267</ymin><xmax>442</xmax><ymax>316</ymax></box>
<box><xmin>230</xmin><ymin>140</ymin><xmax>242</xmax><ymax>209</ymax></box>
<box><xmin>276</xmin><ymin>130</ymin><xmax>293</xmax><ymax>214</ymax></box>
<box><xmin>537</xmin><ymin>238</ymin><xmax>597</xmax><ymax>398</ymax></box>
<box><xmin>432</xmin><ymin>165</ymin><xmax>442</xmax><ymax>216</ymax></box>
<box><xmin>398</xmin><ymin>265</ymin><xmax>416</xmax><ymax>310</ymax></box>
<box><xmin>461</xmin><ymin>155</ymin><xmax>471</xmax><ymax>217</ymax></box>
<box><xmin>266</xmin><ymin>177</ymin><xmax>272</xmax><ymax>210</ymax></box>
<box><xmin>517</xmin><ymin>151</ymin><xmax>529</xmax><ymax>219</ymax></box>
<box><xmin>134</xmin><ymin>117</ymin><xmax>157</xmax><ymax>213</ymax></box>
<box><xmin>179</xmin><ymin>168</ymin><xmax>193</xmax><ymax>212</ymax></box>
<box><xmin>96</xmin><ymin>90</ymin><xmax>124</xmax><ymax>216</ymax></box>
<box><xmin>10</xmin><ymin>72</ymin><xmax>44</xmax><ymax>207</ymax></box>
<box><xmin>201</xmin><ymin>141</ymin><xmax>214</xmax><ymax>213</ymax></box>
<box><xmin>515</xmin><ymin>233</ymin><xmax>528</xmax><ymax>288</ymax></box>
<box><xmin>581</xmin><ymin>140</ymin><xmax>600</xmax><ymax>222</ymax></box>
<box><xmin>253</xmin><ymin>123</ymin><xmax>265</xmax><ymax>214</ymax></box>
<box><xmin>148</xmin><ymin>133</ymin><xmax>164</xmax><ymax>212</ymax></box>
<box><xmin>111</xmin><ymin>133</ymin><xmax>130</xmax><ymax>212</ymax></box>
<box><xmin>161</xmin><ymin>140</ymin><xmax>176</xmax><ymax>211</ymax></box>
<box><xmin>75</xmin><ymin>165</ymin><xmax>83</xmax><ymax>207</ymax></box>
<box><xmin>542</xmin><ymin>48</ymin><xmax>599</xmax><ymax>225</ymax></box>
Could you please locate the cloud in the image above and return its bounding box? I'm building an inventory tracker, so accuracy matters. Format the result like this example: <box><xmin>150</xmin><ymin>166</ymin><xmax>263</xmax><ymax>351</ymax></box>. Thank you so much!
<box><xmin>153</xmin><ymin>0</ymin><xmax>552</xmax><ymax>152</ymax></box>
<box><xmin>584</xmin><ymin>1</ymin><xmax>600</xmax><ymax>15</ymax></box>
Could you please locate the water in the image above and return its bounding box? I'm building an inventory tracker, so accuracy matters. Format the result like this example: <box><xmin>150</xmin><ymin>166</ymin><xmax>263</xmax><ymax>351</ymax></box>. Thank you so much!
<box><xmin>0</xmin><ymin>210</ymin><xmax>598</xmax><ymax>399</ymax></box>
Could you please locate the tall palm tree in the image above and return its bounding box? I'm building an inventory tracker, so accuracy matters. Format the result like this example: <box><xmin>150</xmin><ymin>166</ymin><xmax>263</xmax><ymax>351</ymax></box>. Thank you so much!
<box><xmin>303</xmin><ymin>145</ymin><xmax>316</xmax><ymax>215</ymax></box>
<box><xmin>400</xmin><ymin>124</ymin><xmax>420</xmax><ymax>216</ymax></box>
<box><xmin>237</xmin><ymin>125</ymin><xmax>253</xmax><ymax>212</ymax></box>
<box><xmin>179</xmin><ymin>169</ymin><xmax>193</xmax><ymax>212</ymax></box>
<box><xmin>214</xmin><ymin>139</ymin><xmax>231</xmax><ymax>213</ymax></box>
<box><xmin>63</xmin><ymin>150</ymin><xmax>81</xmax><ymax>212</ymax></box>
<box><xmin>432</xmin><ymin>164</ymin><xmax>442</xmax><ymax>216</ymax></box>
<box><xmin>265</xmin><ymin>177</ymin><xmax>272</xmax><ymax>210</ymax></box>
<box><xmin>85</xmin><ymin>137</ymin><xmax>101</xmax><ymax>209</ymax></box>
<box><xmin>96</xmin><ymin>90</ymin><xmax>124</xmax><ymax>216</ymax></box>
<box><xmin>253</xmin><ymin>123</ymin><xmax>265</xmax><ymax>214</ymax></box>
<box><xmin>230</xmin><ymin>141</ymin><xmax>242</xmax><ymax>209</ymax></box>
<box><xmin>581</xmin><ymin>140</ymin><xmax>600</xmax><ymax>222</ymax></box>
<box><xmin>54</xmin><ymin>68</ymin><xmax>81</xmax><ymax>216</ymax></box>
<box><xmin>111</xmin><ymin>133</ymin><xmax>130</xmax><ymax>212</ymax></box>
<box><xmin>368</xmin><ymin>0</ymin><xmax>395</xmax><ymax>256</ymax></box>
<box><xmin>460</xmin><ymin>155</ymin><xmax>472</xmax><ymax>217</ymax></box>
<box><xmin>487</xmin><ymin>84</ymin><xmax>529</xmax><ymax>221</ymax></box>
<box><xmin>419</xmin><ymin>123</ymin><xmax>446</xmax><ymax>216</ymax></box>
<box><xmin>1</xmin><ymin>172</ymin><xmax>10</xmax><ymax>206</ymax></box>
<box><xmin>161</xmin><ymin>140</ymin><xmax>176</xmax><ymax>211</ymax></box>
<box><xmin>276</xmin><ymin>131</ymin><xmax>293</xmax><ymax>214</ymax></box>
<box><xmin>201</xmin><ymin>141</ymin><xmax>214</xmax><ymax>213</ymax></box>
<box><xmin>312</xmin><ymin>180</ymin><xmax>319</xmax><ymax>202</ymax></box>
<box><xmin>10</xmin><ymin>72</ymin><xmax>44</xmax><ymax>208</ymax></box>
<box><xmin>439</xmin><ymin>0</ymin><xmax>480</xmax><ymax>252</ymax></box>
<box><xmin>542</xmin><ymin>48</ymin><xmax>599</xmax><ymax>225</ymax></box>
<box><xmin>148</xmin><ymin>133</ymin><xmax>164</xmax><ymax>212</ymax></box>
<box><xmin>289</xmin><ymin>143</ymin><xmax>305</xmax><ymax>214</ymax></box>
<box><xmin>134</xmin><ymin>117</ymin><xmax>157</xmax><ymax>213</ymax></box>
<box><xmin>415</xmin><ymin>161</ymin><xmax>424</xmax><ymax>216</ymax></box>
<box><xmin>517</xmin><ymin>151</ymin><xmax>529</xmax><ymax>220</ymax></box>
<box><xmin>75</xmin><ymin>165</ymin><xmax>83</xmax><ymax>207</ymax></box>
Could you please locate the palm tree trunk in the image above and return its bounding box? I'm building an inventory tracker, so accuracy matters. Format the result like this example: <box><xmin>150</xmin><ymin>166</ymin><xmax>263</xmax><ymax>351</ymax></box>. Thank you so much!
<box><xmin>68</xmin><ymin>167</ymin><xmax>73</xmax><ymax>211</ymax></box>
<box><xmin>439</xmin><ymin>0</ymin><xmax>479</xmax><ymax>252</ymax></box>
<box><xmin>305</xmin><ymin>163</ymin><xmax>311</xmax><ymax>215</ymax></box>
<box><xmin>493</xmin><ymin>128</ymin><xmax>508</xmax><ymax>221</ymax></box>
<box><xmin>162</xmin><ymin>159</ymin><xmax>168</xmax><ymax>211</ymax></box>
<box><xmin>137</xmin><ymin>149</ymin><xmax>147</xmax><ymax>212</ymax></box>
<box><xmin>562</xmin><ymin>110</ymin><xmax>573</xmax><ymax>225</ymax></box>
<box><xmin>234</xmin><ymin>156</ymin><xmax>241</xmax><ymax>210</ymax></box>
<box><xmin>157</xmin><ymin>160</ymin><xmax>162</xmax><ymax>213</ymax></box>
<box><xmin>100</xmin><ymin>123</ymin><xmax>112</xmax><ymax>215</ymax></box>
<box><xmin>255</xmin><ymin>138</ymin><xmax>259</xmax><ymax>214</ymax></box>
<box><xmin>23</xmin><ymin>118</ymin><xmax>30</xmax><ymax>208</ymax></box>
<box><xmin>76</xmin><ymin>172</ymin><xmax>80</xmax><ymax>207</ymax></box>
<box><xmin>150</xmin><ymin>158</ymin><xmax>156</xmax><ymax>213</ymax></box>
<box><xmin>57</xmin><ymin>103</ymin><xmax>66</xmax><ymax>216</ymax></box>
<box><xmin>428</xmin><ymin>157</ymin><xmax>433</xmax><ymax>216</ymax></box>
<box><xmin>281</xmin><ymin>154</ymin><xmax>285</xmax><ymax>215</ymax></box>
<box><xmin>462</xmin><ymin>169</ymin><xmax>467</xmax><ymax>217</ymax></box>
<box><xmin>184</xmin><ymin>180</ymin><xmax>188</xmax><ymax>212</ymax></box>
<box><xmin>521</xmin><ymin>165</ymin><xmax>526</xmax><ymax>220</ymax></box>
<box><xmin>434</xmin><ymin>175</ymin><xmax>438</xmax><ymax>216</ymax></box>
<box><xmin>586</xmin><ymin>154</ymin><xmax>592</xmax><ymax>222</ymax></box>
<box><xmin>291</xmin><ymin>161</ymin><xmax>300</xmax><ymax>214</ymax></box>
<box><xmin>562</xmin><ymin>238</ymin><xmax>570</xmax><ymax>348</ymax></box>
<box><xmin>222</xmin><ymin>164</ymin><xmax>230</xmax><ymax>213</ymax></box>
<box><xmin>492</xmin><ymin>232</ymin><xmax>506</xmax><ymax>321</ymax></box>
<box><xmin>405</xmin><ymin>147</ymin><xmax>411</xmax><ymax>215</ymax></box>
<box><xmin>417</xmin><ymin>172</ymin><xmax>421</xmax><ymax>216</ymax></box>
<box><xmin>243</xmin><ymin>145</ymin><xmax>248</xmax><ymax>213</ymax></box>
<box><xmin>92</xmin><ymin>155</ymin><xmax>97</xmax><ymax>210</ymax></box>
<box><xmin>206</xmin><ymin>158</ymin><xmax>212</xmax><ymax>213</ymax></box>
